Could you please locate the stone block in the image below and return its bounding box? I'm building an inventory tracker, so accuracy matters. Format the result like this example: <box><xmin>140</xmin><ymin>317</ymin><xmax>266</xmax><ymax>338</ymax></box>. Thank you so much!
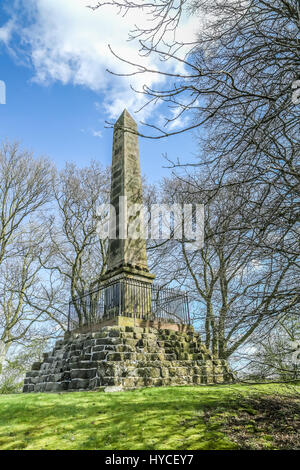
<box><xmin>121</xmin><ymin>378</ymin><xmax>135</xmax><ymax>388</ymax></box>
<box><xmin>106</xmin><ymin>352</ymin><xmax>123</xmax><ymax>361</ymax></box>
<box><xmin>108</xmin><ymin>328</ymin><xmax>121</xmax><ymax>337</ymax></box>
<box><xmin>102</xmin><ymin>376</ymin><xmax>120</xmax><ymax>386</ymax></box>
<box><xmin>92</xmin><ymin>345</ymin><xmax>105</xmax><ymax>352</ymax></box>
<box><xmin>26</xmin><ymin>371</ymin><xmax>40</xmax><ymax>378</ymax></box>
<box><xmin>70</xmin><ymin>369</ymin><xmax>88</xmax><ymax>379</ymax></box>
<box><xmin>104</xmin><ymin>385</ymin><xmax>123</xmax><ymax>393</ymax></box>
<box><xmin>71</xmin><ymin>378</ymin><xmax>90</xmax><ymax>389</ymax></box>
<box><xmin>149</xmin><ymin>367</ymin><xmax>161</xmax><ymax>378</ymax></box>
<box><xmin>125</xmin><ymin>326</ymin><xmax>134</xmax><ymax>333</ymax></box>
<box><xmin>44</xmin><ymin>382</ymin><xmax>59</xmax><ymax>392</ymax></box>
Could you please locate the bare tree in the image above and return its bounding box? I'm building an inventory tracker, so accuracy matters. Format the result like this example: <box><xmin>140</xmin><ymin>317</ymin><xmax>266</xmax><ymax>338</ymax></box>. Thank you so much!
<box><xmin>34</xmin><ymin>162</ymin><xmax>111</xmax><ymax>330</ymax></box>
<box><xmin>243</xmin><ymin>314</ymin><xmax>300</xmax><ymax>381</ymax></box>
<box><xmin>157</xmin><ymin>173</ymin><xmax>298</xmax><ymax>363</ymax></box>
<box><xmin>92</xmin><ymin>0</ymin><xmax>299</xmax><ymax>139</ymax></box>
<box><xmin>0</xmin><ymin>141</ymin><xmax>54</xmax><ymax>372</ymax></box>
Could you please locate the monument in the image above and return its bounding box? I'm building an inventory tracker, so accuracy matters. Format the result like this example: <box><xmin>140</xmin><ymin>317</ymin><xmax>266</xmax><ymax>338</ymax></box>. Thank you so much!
<box><xmin>23</xmin><ymin>110</ymin><xmax>232</xmax><ymax>393</ymax></box>
<box><xmin>97</xmin><ymin>109</ymin><xmax>155</xmax><ymax>323</ymax></box>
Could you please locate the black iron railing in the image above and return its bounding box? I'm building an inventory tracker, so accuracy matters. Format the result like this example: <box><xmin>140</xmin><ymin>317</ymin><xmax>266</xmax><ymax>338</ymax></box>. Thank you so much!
<box><xmin>68</xmin><ymin>279</ymin><xmax>190</xmax><ymax>331</ymax></box>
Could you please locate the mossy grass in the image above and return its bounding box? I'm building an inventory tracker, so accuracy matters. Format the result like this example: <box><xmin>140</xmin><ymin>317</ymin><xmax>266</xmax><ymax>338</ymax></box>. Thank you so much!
<box><xmin>0</xmin><ymin>382</ymin><xmax>299</xmax><ymax>450</ymax></box>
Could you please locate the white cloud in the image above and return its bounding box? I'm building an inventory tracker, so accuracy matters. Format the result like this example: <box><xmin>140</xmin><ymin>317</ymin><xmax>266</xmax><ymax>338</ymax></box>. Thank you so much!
<box><xmin>4</xmin><ymin>0</ymin><xmax>203</xmax><ymax>121</ymax></box>
<box><xmin>80</xmin><ymin>127</ymin><xmax>103</xmax><ymax>138</ymax></box>
<box><xmin>92</xmin><ymin>129</ymin><xmax>103</xmax><ymax>138</ymax></box>
<box><xmin>13</xmin><ymin>0</ymin><xmax>167</xmax><ymax>119</ymax></box>
<box><xmin>0</xmin><ymin>19</ymin><xmax>14</xmax><ymax>45</ymax></box>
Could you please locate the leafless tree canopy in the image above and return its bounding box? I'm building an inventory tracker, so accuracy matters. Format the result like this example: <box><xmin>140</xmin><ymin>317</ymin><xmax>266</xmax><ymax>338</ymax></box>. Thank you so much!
<box><xmin>33</xmin><ymin>162</ymin><xmax>111</xmax><ymax>331</ymax></box>
<box><xmin>0</xmin><ymin>142</ymin><xmax>54</xmax><ymax>372</ymax></box>
<box><xmin>149</xmin><ymin>173</ymin><xmax>298</xmax><ymax>365</ymax></box>
<box><xmin>92</xmin><ymin>1</ymin><xmax>299</xmax><ymax>139</ymax></box>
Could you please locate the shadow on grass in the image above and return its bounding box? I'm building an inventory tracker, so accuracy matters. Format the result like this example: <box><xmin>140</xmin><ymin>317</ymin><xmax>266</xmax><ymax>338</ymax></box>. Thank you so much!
<box><xmin>0</xmin><ymin>383</ymin><xmax>290</xmax><ymax>450</ymax></box>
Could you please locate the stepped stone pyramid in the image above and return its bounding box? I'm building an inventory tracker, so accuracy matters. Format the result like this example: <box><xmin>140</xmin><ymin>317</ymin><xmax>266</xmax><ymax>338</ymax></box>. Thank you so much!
<box><xmin>23</xmin><ymin>110</ymin><xmax>233</xmax><ymax>393</ymax></box>
<box><xmin>23</xmin><ymin>326</ymin><xmax>232</xmax><ymax>392</ymax></box>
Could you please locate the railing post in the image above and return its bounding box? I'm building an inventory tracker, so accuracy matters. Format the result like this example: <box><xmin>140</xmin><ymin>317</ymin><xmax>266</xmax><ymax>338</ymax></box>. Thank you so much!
<box><xmin>68</xmin><ymin>301</ymin><xmax>71</xmax><ymax>332</ymax></box>
<box><xmin>186</xmin><ymin>293</ymin><xmax>191</xmax><ymax>325</ymax></box>
<box><xmin>119</xmin><ymin>280</ymin><xmax>122</xmax><ymax>317</ymax></box>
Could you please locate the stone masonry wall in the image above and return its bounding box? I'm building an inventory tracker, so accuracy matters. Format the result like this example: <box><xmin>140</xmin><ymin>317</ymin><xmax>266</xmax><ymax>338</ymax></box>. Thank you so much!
<box><xmin>23</xmin><ymin>325</ymin><xmax>233</xmax><ymax>392</ymax></box>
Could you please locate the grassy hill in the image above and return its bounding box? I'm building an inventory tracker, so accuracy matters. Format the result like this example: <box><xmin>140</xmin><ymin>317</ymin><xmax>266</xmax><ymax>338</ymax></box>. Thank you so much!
<box><xmin>0</xmin><ymin>383</ymin><xmax>299</xmax><ymax>450</ymax></box>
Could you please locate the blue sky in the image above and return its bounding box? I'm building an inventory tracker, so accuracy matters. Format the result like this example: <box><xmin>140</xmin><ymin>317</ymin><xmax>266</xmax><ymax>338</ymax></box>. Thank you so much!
<box><xmin>0</xmin><ymin>0</ymin><xmax>200</xmax><ymax>183</ymax></box>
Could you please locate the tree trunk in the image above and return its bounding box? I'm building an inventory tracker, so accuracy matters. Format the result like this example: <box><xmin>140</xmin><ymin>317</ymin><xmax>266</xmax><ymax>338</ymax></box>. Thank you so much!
<box><xmin>0</xmin><ymin>340</ymin><xmax>9</xmax><ymax>375</ymax></box>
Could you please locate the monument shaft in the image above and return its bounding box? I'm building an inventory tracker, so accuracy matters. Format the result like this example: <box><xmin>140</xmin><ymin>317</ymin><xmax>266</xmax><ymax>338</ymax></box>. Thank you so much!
<box><xmin>107</xmin><ymin>109</ymin><xmax>150</xmax><ymax>275</ymax></box>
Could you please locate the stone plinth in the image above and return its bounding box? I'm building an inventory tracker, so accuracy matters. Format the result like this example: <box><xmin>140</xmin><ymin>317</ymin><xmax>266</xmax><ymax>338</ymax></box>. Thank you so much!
<box><xmin>99</xmin><ymin>268</ymin><xmax>155</xmax><ymax>321</ymax></box>
<box><xmin>23</xmin><ymin>321</ymin><xmax>233</xmax><ymax>393</ymax></box>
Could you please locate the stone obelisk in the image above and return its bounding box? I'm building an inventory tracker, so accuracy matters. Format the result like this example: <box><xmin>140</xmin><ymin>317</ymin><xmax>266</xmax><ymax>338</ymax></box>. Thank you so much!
<box><xmin>102</xmin><ymin>109</ymin><xmax>155</xmax><ymax>295</ymax></box>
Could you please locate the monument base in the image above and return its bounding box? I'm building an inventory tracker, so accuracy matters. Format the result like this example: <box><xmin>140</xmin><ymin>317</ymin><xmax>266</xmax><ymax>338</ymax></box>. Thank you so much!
<box><xmin>66</xmin><ymin>315</ymin><xmax>192</xmax><ymax>336</ymax></box>
<box><xmin>23</xmin><ymin>320</ymin><xmax>234</xmax><ymax>393</ymax></box>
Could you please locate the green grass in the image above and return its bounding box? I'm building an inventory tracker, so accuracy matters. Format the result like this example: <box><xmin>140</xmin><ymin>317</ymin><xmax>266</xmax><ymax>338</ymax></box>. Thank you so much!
<box><xmin>0</xmin><ymin>383</ymin><xmax>299</xmax><ymax>450</ymax></box>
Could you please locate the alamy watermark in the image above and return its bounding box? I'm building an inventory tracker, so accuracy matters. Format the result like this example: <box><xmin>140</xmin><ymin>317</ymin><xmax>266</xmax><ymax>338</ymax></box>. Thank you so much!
<box><xmin>0</xmin><ymin>80</ymin><xmax>6</xmax><ymax>105</ymax></box>
<box><xmin>96</xmin><ymin>197</ymin><xmax>204</xmax><ymax>251</ymax></box>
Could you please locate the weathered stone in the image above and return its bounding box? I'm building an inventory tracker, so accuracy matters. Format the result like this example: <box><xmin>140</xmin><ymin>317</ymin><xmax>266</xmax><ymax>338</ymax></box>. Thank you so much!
<box><xmin>91</xmin><ymin>351</ymin><xmax>108</xmax><ymax>361</ymax></box>
<box><xmin>71</xmin><ymin>378</ymin><xmax>90</xmax><ymax>389</ymax></box>
<box><xmin>108</xmin><ymin>328</ymin><xmax>121</xmax><ymax>337</ymax></box>
<box><xmin>92</xmin><ymin>345</ymin><xmax>105</xmax><ymax>352</ymax></box>
<box><xmin>104</xmin><ymin>385</ymin><xmax>123</xmax><ymax>393</ymax></box>
<box><xmin>23</xmin><ymin>323</ymin><xmax>233</xmax><ymax>393</ymax></box>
